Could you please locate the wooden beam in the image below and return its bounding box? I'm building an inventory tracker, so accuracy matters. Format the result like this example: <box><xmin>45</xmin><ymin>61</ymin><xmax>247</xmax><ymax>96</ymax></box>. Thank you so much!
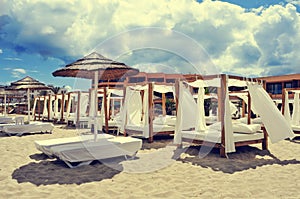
<box><xmin>148</xmin><ymin>82</ymin><xmax>154</xmax><ymax>143</ymax></box>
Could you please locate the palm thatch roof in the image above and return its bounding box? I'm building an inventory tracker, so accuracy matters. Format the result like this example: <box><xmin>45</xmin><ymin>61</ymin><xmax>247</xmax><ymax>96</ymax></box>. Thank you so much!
<box><xmin>7</xmin><ymin>76</ymin><xmax>50</xmax><ymax>90</ymax></box>
<box><xmin>52</xmin><ymin>52</ymin><xmax>139</xmax><ymax>80</ymax></box>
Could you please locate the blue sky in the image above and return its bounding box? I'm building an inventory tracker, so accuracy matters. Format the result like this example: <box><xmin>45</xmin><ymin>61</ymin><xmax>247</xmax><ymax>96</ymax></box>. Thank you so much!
<box><xmin>1</xmin><ymin>0</ymin><xmax>300</xmax><ymax>90</ymax></box>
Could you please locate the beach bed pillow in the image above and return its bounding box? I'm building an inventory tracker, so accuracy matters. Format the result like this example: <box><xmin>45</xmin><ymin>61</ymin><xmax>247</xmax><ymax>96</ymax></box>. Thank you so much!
<box><xmin>153</xmin><ymin>115</ymin><xmax>166</xmax><ymax>125</ymax></box>
<box><xmin>233</xmin><ymin>123</ymin><xmax>261</xmax><ymax>134</ymax></box>
<box><xmin>165</xmin><ymin>116</ymin><xmax>176</xmax><ymax>126</ymax></box>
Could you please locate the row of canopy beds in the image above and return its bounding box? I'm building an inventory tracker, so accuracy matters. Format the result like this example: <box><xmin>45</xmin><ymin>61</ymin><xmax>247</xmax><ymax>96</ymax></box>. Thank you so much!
<box><xmin>29</xmin><ymin>74</ymin><xmax>296</xmax><ymax>159</ymax></box>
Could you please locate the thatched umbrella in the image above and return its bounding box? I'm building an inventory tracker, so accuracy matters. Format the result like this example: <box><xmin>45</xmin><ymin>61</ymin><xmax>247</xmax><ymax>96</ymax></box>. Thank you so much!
<box><xmin>7</xmin><ymin>76</ymin><xmax>50</xmax><ymax>122</ymax></box>
<box><xmin>52</xmin><ymin>52</ymin><xmax>139</xmax><ymax>137</ymax></box>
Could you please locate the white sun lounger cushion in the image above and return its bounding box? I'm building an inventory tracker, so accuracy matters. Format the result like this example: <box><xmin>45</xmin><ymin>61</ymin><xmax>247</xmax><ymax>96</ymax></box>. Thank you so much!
<box><xmin>2</xmin><ymin>122</ymin><xmax>54</xmax><ymax>135</ymax></box>
<box><xmin>50</xmin><ymin>137</ymin><xmax>142</xmax><ymax>163</ymax></box>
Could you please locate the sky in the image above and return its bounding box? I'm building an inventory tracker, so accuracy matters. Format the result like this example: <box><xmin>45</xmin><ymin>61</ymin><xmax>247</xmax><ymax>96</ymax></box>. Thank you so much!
<box><xmin>1</xmin><ymin>0</ymin><xmax>300</xmax><ymax>90</ymax></box>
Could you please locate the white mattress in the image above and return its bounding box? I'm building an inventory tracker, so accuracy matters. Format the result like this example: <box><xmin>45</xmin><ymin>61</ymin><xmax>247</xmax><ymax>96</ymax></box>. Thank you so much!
<box><xmin>2</xmin><ymin>122</ymin><xmax>54</xmax><ymax>136</ymax></box>
<box><xmin>35</xmin><ymin>133</ymin><xmax>114</xmax><ymax>156</ymax></box>
<box><xmin>126</xmin><ymin>124</ymin><xmax>175</xmax><ymax>133</ymax></box>
<box><xmin>181</xmin><ymin>130</ymin><xmax>264</xmax><ymax>143</ymax></box>
<box><xmin>49</xmin><ymin>136</ymin><xmax>142</xmax><ymax>163</ymax></box>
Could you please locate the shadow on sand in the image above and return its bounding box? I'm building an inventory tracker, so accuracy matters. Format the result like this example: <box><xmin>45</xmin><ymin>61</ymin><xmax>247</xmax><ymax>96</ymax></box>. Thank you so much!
<box><xmin>12</xmin><ymin>153</ymin><xmax>123</xmax><ymax>186</ymax></box>
<box><xmin>173</xmin><ymin>145</ymin><xmax>300</xmax><ymax>174</ymax></box>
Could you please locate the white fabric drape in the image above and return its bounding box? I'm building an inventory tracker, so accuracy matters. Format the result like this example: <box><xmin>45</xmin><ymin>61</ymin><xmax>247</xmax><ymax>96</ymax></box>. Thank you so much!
<box><xmin>195</xmin><ymin>87</ymin><xmax>207</xmax><ymax>132</ymax></box>
<box><xmin>224</xmin><ymin>78</ymin><xmax>235</xmax><ymax>153</ymax></box>
<box><xmin>32</xmin><ymin>97</ymin><xmax>38</xmax><ymax>118</ymax></box>
<box><xmin>291</xmin><ymin>93</ymin><xmax>300</xmax><ymax>126</ymax></box>
<box><xmin>42</xmin><ymin>97</ymin><xmax>48</xmax><ymax>118</ymax></box>
<box><xmin>248</xmin><ymin>83</ymin><xmax>294</xmax><ymax>142</ymax></box>
<box><xmin>127</xmin><ymin>89</ymin><xmax>143</xmax><ymax>126</ymax></box>
<box><xmin>284</xmin><ymin>91</ymin><xmax>292</xmax><ymax>125</ymax></box>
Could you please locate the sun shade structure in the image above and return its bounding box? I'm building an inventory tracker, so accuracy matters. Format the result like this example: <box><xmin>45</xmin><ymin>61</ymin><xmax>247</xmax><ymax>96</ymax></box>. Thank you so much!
<box><xmin>7</xmin><ymin>76</ymin><xmax>50</xmax><ymax>122</ymax></box>
<box><xmin>8</xmin><ymin>76</ymin><xmax>50</xmax><ymax>90</ymax></box>
<box><xmin>52</xmin><ymin>52</ymin><xmax>139</xmax><ymax>80</ymax></box>
<box><xmin>52</xmin><ymin>52</ymin><xmax>139</xmax><ymax>139</ymax></box>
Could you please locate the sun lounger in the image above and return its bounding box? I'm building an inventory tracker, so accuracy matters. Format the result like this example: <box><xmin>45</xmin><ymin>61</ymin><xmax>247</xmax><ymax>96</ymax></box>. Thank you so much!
<box><xmin>0</xmin><ymin>116</ymin><xmax>14</xmax><ymax>124</ymax></box>
<box><xmin>35</xmin><ymin>133</ymin><xmax>115</xmax><ymax>156</ymax></box>
<box><xmin>1</xmin><ymin>121</ymin><xmax>54</xmax><ymax>136</ymax></box>
<box><xmin>39</xmin><ymin>136</ymin><xmax>142</xmax><ymax>168</ymax></box>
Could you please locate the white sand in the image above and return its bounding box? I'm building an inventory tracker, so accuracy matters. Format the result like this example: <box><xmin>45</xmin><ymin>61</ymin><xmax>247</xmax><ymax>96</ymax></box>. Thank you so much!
<box><xmin>0</xmin><ymin>120</ymin><xmax>300</xmax><ymax>198</ymax></box>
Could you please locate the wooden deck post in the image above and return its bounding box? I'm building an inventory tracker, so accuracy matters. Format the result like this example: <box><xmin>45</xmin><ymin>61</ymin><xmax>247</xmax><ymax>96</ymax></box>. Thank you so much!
<box><xmin>148</xmin><ymin>82</ymin><xmax>154</xmax><ymax>143</ymax></box>
<box><xmin>220</xmin><ymin>74</ymin><xmax>226</xmax><ymax>158</ymax></box>
<box><xmin>247</xmin><ymin>91</ymin><xmax>251</xmax><ymax>124</ymax></box>
<box><xmin>104</xmin><ymin>87</ymin><xmax>109</xmax><ymax>133</ymax></box>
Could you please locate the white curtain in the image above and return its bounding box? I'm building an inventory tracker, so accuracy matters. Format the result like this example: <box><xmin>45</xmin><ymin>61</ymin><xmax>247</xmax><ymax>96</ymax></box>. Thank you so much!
<box><xmin>224</xmin><ymin>79</ymin><xmax>235</xmax><ymax>153</ymax></box>
<box><xmin>126</xmin><ymin>88</ymin><xmax>143</xmax><ymax>125</ymax></box>
<box><xmin>284</xmin><ymin>91</ymin><xmax>291</xmax><ymax>125</ymax></box>
<box><xmin>291</xmin><ymin>93</ymin><xmax>300</xmax><ymax>126</ymax></box>
<box><xmin>195</xmin><ymin>87</ymin><xmax>207</xmax><ymax>132</ymax></box>
<box><xmin>174</xmin><ymin>82</ymin><xmax>197</xmax><ymax>144</ymax></box>
<box><xmin>248</xmin><ymin>82</ymin><xmax>294</xmax><ymax>142</ymax></box>
<box><xmin>42</xmin><ymin>97</ymin><xmax>48</xmax><ymax>118</ymax></box>
<box><xmin>32</xmin><ymin>97</ymin><xmax>38</xmax><ymax>119</ymax></box>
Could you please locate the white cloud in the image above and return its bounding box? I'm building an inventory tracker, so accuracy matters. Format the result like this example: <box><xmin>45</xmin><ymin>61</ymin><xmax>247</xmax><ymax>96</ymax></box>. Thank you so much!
<box><xmin>1</xmin><ymin>0</ymin><xmax>300</xmax><ymax>77</ymax></box>
<box><xmin>0</xmin><ymin>49</ymin><xmax>2</xmax><ymax>54</ymax></box>
<box><xmin>4</xmin><ymin>57</ymin><xmax>22</xmax><ymax>61</ymax></box>
<box><xmin>12</xmin><ymin>68</ymin><xmax>26</xmax><ymax>78</ymax></box>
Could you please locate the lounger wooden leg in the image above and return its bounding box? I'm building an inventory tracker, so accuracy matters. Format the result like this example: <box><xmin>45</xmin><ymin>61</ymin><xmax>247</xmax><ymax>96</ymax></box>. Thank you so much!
<box><xmin>262</xmin><ymin>127</ymin><xmax>268</xmax><ymax>150</ymax></box>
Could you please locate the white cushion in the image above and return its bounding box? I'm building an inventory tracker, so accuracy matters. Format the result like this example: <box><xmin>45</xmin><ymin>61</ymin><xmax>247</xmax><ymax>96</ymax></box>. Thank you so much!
<box><xmin>233</xmin><ymin>123</ymin><xmax>261</xmax><ymax>134</ymax></box>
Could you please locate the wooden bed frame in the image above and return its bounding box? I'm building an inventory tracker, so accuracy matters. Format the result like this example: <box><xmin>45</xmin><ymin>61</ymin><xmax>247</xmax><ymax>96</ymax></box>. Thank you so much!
<box><xmin>177</xmin><ymin>74</ymin><xmax>269</xmax><ymax>157</ymax></box>
<box><xmin>123</xmin><ymin>82</ymin><xmax>176</xmax><ymax>142</ymax></box>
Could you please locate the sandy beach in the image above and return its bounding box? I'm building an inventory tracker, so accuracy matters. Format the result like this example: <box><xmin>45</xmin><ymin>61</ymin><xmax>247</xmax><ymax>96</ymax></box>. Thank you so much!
<box><xmin>0</xmin><ymin>120</ymin><xmax>300</xmax><ymax>199</ymax></box>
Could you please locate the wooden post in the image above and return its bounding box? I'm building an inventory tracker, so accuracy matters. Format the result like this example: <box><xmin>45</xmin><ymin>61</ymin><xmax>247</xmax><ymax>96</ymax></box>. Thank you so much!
<box><xmin>47</xmin><ymin>94</ymin><xmax>51</xmax><ymax>121</ymax></box>
<box><xmin>247</xmin><ymin>91</ymin><xmax>251</xmax><ymax>124</ymax></box>
<box><xmin>60</xmin><ymin>94</ymin><xmax>65</xmax><ymax>122</ymax></box>
<box><xmin>282</xmin><ymin>88</ymin><xmax>286</xmax><ymax>115</ymax></box>
<box><xmin>104</xmin><ymin>87</ymin><xmax>109</xmax><ymax>133</ymax></box>
<box><xmin>148</xmin><ymin>82</ymin><xmax>154</xmax><ymax>143</ymax></box>
<box><xmin>242</xmin><ymin>100</ymin><xmax>246</xmax><ymax>117</ymax></box>
<box><xmin>38</xmin><ymin>97</ymin><xmax>41</xmax><ymax>121</ymax></box>
<box><xmin>262</xmin><ymin>126</ymin><xmax>268</xmax><ymax>150</ymax></box>
<box><xmin>162</xmin><ymin>93</ymin><xmax>166</xmax><ymax>116</ymax></box>
<box><xmin>220</xmin><ymin>74</ymin><xmax>226</xmax><ymax>158</ymax></box>
<box><xmin>76</xmin><ymin>92</ymin><xmax>81</xmax><ymax>127</ymax></box>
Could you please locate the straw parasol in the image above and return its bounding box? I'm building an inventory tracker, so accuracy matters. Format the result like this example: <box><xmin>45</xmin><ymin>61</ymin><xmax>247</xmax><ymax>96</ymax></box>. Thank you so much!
<box><xmin>7</xmin><ymin>76</ymin><xmax>50</xmax><ymax>122</ymax></box>
<box><xmin>52</xmin><ymin>52</ymin><xmax>139</xmax><ymax>80</ymax></box>
<box><xmin>52</xmin><ymin>52</ymin><xmax>139</xmax><ymax>138</ymax></box>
